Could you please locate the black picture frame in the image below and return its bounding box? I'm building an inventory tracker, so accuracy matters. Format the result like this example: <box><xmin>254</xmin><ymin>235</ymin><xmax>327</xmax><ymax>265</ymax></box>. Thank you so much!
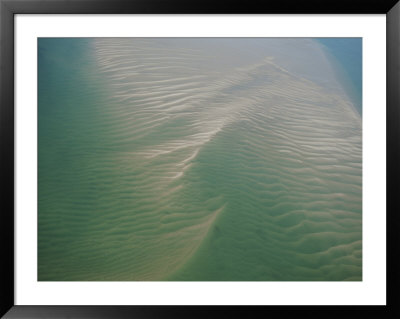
<box><xmin>1</xmin><ymin>0</ymin><xmax>399</xmax><ymax>318</ymax></box>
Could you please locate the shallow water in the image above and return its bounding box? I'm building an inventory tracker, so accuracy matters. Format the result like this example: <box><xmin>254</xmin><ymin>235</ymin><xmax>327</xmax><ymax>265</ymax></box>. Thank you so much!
<box><xmin>316</xmin><ymin>38</ymin><xmax>362</xmax><ymax>115</ymax></box>
<box><xmin>38</xmin><ymin>38</ymin><xmax>362</xmax><ymax>281</ymax></box>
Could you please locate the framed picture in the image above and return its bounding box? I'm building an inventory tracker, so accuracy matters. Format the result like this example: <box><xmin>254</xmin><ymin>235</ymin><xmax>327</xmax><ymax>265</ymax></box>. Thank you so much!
<box><xmin>1</xmin><ymin>0</ymin><xmax>398</xmax><ymax>318</ymax></box>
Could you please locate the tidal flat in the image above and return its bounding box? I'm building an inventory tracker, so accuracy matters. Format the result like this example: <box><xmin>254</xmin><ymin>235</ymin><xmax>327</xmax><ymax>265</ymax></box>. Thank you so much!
<box><xmin>38</xmin><ymin>38</ymin><xmax>362</xmax><ymax>281</ymax></box>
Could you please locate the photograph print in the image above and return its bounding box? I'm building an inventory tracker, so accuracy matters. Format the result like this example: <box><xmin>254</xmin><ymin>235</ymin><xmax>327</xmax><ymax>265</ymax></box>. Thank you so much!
<box><xmin>38</xmin><ymin>38</ymin><xmax>362</xmax><ymax>281</ymax></box>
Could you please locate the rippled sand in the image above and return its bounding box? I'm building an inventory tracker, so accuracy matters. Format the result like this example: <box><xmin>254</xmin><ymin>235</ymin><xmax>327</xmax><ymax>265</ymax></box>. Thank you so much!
<box><xmin>38</xmin><ymin>38</ymin><xmax>361</xmax><ymax>281</ymax></box>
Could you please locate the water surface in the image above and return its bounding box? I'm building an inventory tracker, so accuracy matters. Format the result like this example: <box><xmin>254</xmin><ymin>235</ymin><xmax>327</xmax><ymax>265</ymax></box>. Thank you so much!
<box><xmin>38</xmin><ymin>38</ymin><xmax>362</xmax><ymax>281</ymax></box>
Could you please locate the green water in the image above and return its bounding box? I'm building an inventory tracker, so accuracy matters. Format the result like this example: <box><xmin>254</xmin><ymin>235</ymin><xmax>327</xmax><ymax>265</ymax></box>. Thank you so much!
<box><xmin>38</xmin><ymin>38</ymin><xmax>362</xmax><ymax>281</ymax></box>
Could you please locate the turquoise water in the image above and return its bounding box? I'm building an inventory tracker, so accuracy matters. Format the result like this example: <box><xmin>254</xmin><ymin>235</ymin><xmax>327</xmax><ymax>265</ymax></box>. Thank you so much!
<box><xmin>38</xmin><ymin>38</ymin><xmax>362</xmax><ymax>281</ymax></box>
<box><xmin>316</xmin><ymin>38</ymin><xmax>362</xmax><ymax>115</ymax></box>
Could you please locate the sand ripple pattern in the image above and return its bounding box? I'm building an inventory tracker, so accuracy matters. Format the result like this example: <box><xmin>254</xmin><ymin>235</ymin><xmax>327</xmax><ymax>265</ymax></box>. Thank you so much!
<box><xmin>38</xmin><ymin>38</ymin><xmax>361</xmax><ymax>281</ymax></box>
